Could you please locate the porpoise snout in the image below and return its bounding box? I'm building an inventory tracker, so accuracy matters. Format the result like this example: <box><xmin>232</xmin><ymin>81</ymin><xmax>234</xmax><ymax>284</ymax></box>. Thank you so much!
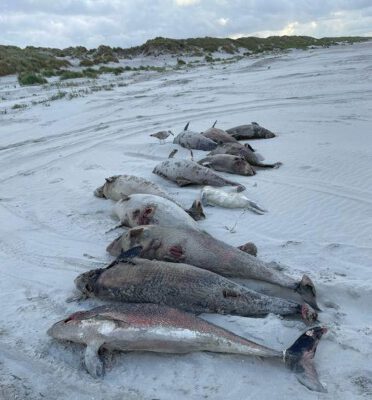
<box><xmin>94</xmin><ymin>186</ymin><xmax>105</xmax><ymax>198</ymax></box>
<box><xmin>47</xmin><ymin>320</ymin><xmax>65</xmax><ymax>339</ymax></box>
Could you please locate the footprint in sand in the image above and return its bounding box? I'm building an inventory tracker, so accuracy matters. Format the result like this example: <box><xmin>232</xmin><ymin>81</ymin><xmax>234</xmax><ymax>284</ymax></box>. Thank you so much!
<box><xmin>83</xmin><ymin>164</ymin><xmax>103</xmax><ymax>171</ymax></box>
<box><xmin>281</xmin><ymin>240</ymin><xmax>302</xmax><ymax>247</ymax></box>
<box><xmin>49</xmin><ymin>178</ymin><xmax>64</xmax><ymax>184</ymax></box>
<box><xmin>299</xmin><ymin>165</ymin><xmax>321</xmax><ymax>172</ymax></box>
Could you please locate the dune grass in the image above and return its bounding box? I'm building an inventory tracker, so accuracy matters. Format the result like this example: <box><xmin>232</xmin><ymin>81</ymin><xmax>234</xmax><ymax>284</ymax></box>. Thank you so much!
<box><xmin>18</xmin><ymin>72</ymin><xmax>47</xmax><ymax>86</ymax></box>
<box><xmin>1</xmin><ymin>36</ymin><xmax>369</xmax><ymax>85</ymax></box>
<box><xmin>0</xmin><ymin>45</ymin><xmax>70</xmax><ymax>77</ymax></box>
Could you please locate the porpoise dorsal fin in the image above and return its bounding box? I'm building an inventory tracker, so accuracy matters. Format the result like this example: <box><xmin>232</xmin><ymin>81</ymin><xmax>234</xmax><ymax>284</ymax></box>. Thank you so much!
<box><xmin>184</xmin><ymin>122</ymin><xmax>190</xmax><ymax>131</ymax></box>
<box><xmin>212</xmin><ymin>120</ymin><xmax>217</xmax><ymax>128</ymax></box>
<box><xmin>119</xmin><ymin>246</ymin><xmax>143</xmax><ymax>260</ymax></box>
<box><xmin>189</xmin><ymin>149</ymin><xmax>194</xmax><ymax>161</ymax></box>
<box><xmin>107</xmin><ymin>246</ymin><xmax>143</xmax><ymax>269</ymax></box>
<box><xmin>168</xmin><ymin>149</ymin><xmax>178</xmax><ymax>159</ymax></box>
<box><xmin>244</xmin><ymin>143</ymin><xmax>255</xmax><ymax>152</ymax></box>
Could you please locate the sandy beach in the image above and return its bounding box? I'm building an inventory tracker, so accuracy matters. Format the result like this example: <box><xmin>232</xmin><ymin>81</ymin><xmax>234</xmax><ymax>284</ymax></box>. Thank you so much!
<box><xmin>0</xmin><ymin>41</ymin><xmax>371</xmax><ymax>399</ymax></box>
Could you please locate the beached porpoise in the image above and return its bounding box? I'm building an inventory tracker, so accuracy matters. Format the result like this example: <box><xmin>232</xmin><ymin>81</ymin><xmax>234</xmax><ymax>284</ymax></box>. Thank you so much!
<box><xmin>173</xmin><ymin>122</ymin><xmax>217</xmax><ymax>151</ymax></box>
<box><xmin>226</xmin><ymin>122</ymin><xmax>276</xmax><ymax>140</ymax></box>
<box><xmin>153</xmin><ymin>157</ymin><xmax>245</xmax><ymax>189</ymax></box>
<box><xmin>74</xmin><ymin>251</ymin><xmax>316</xmax><ymax>323</ymax></box>
<box><xmin>107</xmin><ymin>225</ymin><xmax>319</xmax><ymax>310</ymax></box>
<box><xmin>48</xmin><ymin>303</ymin><xmax>327</xmax><ymax>392</ymax></box>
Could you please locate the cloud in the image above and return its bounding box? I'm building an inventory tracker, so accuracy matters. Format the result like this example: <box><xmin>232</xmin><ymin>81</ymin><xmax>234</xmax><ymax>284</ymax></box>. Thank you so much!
<box><xmin>174</xmin><ymin>0</ymin><xmax>200</xmax><ymax>6</ymax></box>
<box><xmin>217</xmin><ymin>17</ymin><xmax>229</xmax><ymax>27</ymax></box>
<box><xmin>0</xmin><ymin>0</ymin><xmax>371</xmax><ymax>48</ymax></box>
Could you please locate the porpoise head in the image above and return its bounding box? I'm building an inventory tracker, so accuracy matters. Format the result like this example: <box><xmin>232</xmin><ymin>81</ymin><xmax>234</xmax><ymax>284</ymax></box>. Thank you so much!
<box><xmin>47</xmin><ymin>310</ymin><xmax>92</xmax><ymax>342</ymax></box>
<box><xmin>121</xmin><ymin>226</ymin><xmax>153</xmax><ymax>251</ymax></box>
<box><xmin>74</xmin><ymin>269</ymin><xmax>102</xmax><ymax>297</ymax></box>
<box><xmin>232</xmin><ymin>157</ymin><xmax>256</xmax><ymax>176</ymax></box>
<box><xmin>106</xmin><ymin>226</ymin><xmax>153</xmax><ymax>256</ymax></box>
<box><xmin>118</xmin><ymin>200</ymin><xmax>157</xmax><ymax>227</ymax></box>
<box><xmin>260</xmin><ymin>127</ymin><xmax>276</xmax><ymax>138</ymax></box>
<box><xmin>94</xmin><ymin>185</ymin><xmax>105</xmax><ymax>198</ymax></box>
<box><xmin>94</xmin><ymin>176</ymin><xmax>120</xmax><ymax>199</ymax></box>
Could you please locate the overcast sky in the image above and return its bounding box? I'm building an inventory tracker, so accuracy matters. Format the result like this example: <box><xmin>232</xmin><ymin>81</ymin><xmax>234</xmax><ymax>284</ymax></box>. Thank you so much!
<box><xmin>1</xmin><ymin>0</ymin><xmax>372</xmax><ymax>49</ymax></box>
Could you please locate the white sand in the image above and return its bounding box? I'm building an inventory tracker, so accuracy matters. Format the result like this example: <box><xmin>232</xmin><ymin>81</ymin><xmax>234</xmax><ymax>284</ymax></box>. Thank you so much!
<box><xmin>0</xmin><ymin>42</ymin><xmax>371</xmax><ymax>399</ymax></box>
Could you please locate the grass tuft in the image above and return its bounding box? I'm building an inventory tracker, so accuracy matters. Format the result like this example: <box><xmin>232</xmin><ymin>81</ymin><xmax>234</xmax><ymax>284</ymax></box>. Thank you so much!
<box><xmin>18</xmin><ymin>72</ymin><xmax>47</xmax><ymax>85</ymax></box>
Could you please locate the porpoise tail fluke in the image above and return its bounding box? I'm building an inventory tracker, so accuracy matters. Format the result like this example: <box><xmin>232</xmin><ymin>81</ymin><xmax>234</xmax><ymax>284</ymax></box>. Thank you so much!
<box><xmin>185</xmin><ymin>200</ymin><xmax>206</xmax><ymax>221</ymax></box>
<box><xmin>284</xmin><ymin>326</ymin><xmax>328</xmax><ymax>392</ymax></box>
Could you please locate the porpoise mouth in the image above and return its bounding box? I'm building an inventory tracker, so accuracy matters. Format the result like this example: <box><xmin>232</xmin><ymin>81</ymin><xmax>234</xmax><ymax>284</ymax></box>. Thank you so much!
<box><xmin>74</xmin><ymin>269</ymin><xmax>103</xmax><ymax>295</ymax></box>
<box><xmin>94</xmin><ymin>186</ymin><xmax>105</xmax><ymax>198</ymax></box>
<box><xmin>47</xmin><ymin>320</ymin><xmax>66</xmax><ymax>338</ymax></box>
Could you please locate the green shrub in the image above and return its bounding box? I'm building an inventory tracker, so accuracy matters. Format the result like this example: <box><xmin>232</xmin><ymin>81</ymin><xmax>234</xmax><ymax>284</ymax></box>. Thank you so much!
<box><xmin>18</xmin><ymin>72</ymin><xmax>47</xmax><ymax>85</ymax></box>
<box><xmin>59</xmin><ymin>70</ymin><xmax>84</xmax><ymax>80</ymax></box>
<box><xmin>12</xmin><ymin>103</ymin><xmax>27</xmax><ymax>109</ymax></box>
<box><xmin>205</xmin><ymin>55</ymin><xmax>213</xmax><ymax>62</ymax></box>
<box><xmin>82</xmin><ymin>68</ymin><xmax>99</xmax><ymax>78</ymax></box>
<box><xmin>79</xmin><ymin>59</ymin><xmax>94</xmax><ymax>67</ymax></box>
<box><xmin>177</xmin><ymin>58</ymin><xmax>186</xmax><ymax>65</ymax></box>
<box><xmin>41</xmin><ymin>68</ymin><xmax>57</xmax><ymax>77</ymax></box>
<box><xmin>49</xmin><ymin>91</ymin><xmax>67</xmax><ymax>101</ymax></box>
<box><xmin>59</xmin><ymin>68</ymin><xmax>101</xmax><ymax>80</ymax></box>
<box><xmin>98</xmin><ymin>66</ymin><xmax>125</xmax><ymax>75</ymax></box>
<box><xmin>0</xmin><ymin>61</ymin><xmax>15</xmax><ymax>76</ymax></box>
<box><xmin>0</xmin><ymin>45</ymin><xmax>70</xmax><ymax>77</ymax></box>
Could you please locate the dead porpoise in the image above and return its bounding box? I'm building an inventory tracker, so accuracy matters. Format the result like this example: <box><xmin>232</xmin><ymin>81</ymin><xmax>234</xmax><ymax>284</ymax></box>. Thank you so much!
<box><xmin>47</xmin><ymin>303</ymin><xmax>327</xmax><ymax>392</ymax></box>
<box><xmin>153</xmin><ymin>154</ymin><xmax>245</xmax><ymax>189</ymax></box>
<box><xmin>74</xmin><ymin>250</ymin><xmax>316</xmax><ymax>322</ymax></box>
<box><xmin>198</xmin><ymin>154</ymin><xmax>255</xmax><ymax>176</ymax></box>
<box><xmin>209</xmin><ymin>143</ymin><xmax>282</xmax><ymax>169</ymax></box>
<box><xmin>201</xmin><ymin>186</ymin><xmax>266</xmax><ymax>214</ymax></box>
<box><xmin>94</xmin><ymin>175</ymin><xmax>175</xmax><ymax>202</ymax></box>
<box><xmin>227</xmin><ymin>122</ymin><xmax>276</xmax><ymax>140</ymax></box>
<box><xmin>202</xmin><ymin>121</ymin><xmax>239</xmax><ymax>145</ymax></box>
<box><xmin>107</xmin><ymin>226</ymin><xmax>319</xmax><ymax>310</ymax></box>
<box><xmin>94</xmin><ymin>175</ymin><xmax>204</xmax><ymax>221</ymax></box>
<box><xmin>173</xmin><ymin>122</ymin><xmax>217</xmax><ymax>151</ymax></box>
<box><xmin>113</xmin><ymin>193</ymin><xmax>204</xmax><ymax>229</ymax></box>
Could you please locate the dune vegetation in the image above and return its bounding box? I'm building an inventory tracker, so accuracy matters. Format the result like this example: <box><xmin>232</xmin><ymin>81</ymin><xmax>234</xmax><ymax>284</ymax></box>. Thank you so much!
<box><xmin>0</xmin><ymin>36</ymin><xmax>369</xmax><ymax>85</ymax></box>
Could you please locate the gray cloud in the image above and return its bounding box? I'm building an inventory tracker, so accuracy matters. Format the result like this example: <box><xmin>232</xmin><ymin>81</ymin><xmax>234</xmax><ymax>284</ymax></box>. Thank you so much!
<box><xmin>0</xmin><ymin>0</ymin><xmax>371</xmax><ymax>48</ymax></box>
